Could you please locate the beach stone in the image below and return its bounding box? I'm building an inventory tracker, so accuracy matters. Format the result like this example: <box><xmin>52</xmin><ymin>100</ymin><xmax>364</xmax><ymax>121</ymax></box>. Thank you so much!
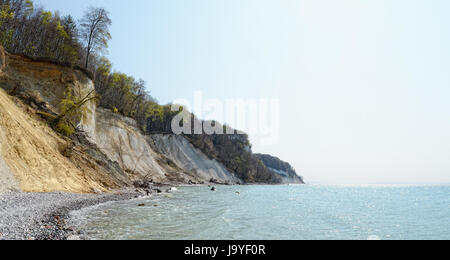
<box><xmin>66</xmin><ymin>235</ymin><xmax>82</xmax><ymax>240</ymax></box>
<box><xmin>65</xmin><ymin>226</ymin><xmax>75</xmax><ymax>232</ymax></box>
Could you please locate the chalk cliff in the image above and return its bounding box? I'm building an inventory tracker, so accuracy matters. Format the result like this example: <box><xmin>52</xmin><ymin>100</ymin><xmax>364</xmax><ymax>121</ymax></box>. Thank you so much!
<box><xmin>150</xmin><ymin>134</ymin><xmax>241</xmax><ymax>184</ymax></box>
<box><xmin>0</xmin><ymin>47</ymin><xmax>302</xmax><ymax>193</ymax></box>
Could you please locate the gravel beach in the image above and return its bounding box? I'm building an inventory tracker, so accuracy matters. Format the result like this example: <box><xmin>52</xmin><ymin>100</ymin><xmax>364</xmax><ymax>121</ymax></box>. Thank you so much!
<box><xmin>0</xmin><ymin>190</ymin><xmax>144</xmax><ymax>240</ymax></box>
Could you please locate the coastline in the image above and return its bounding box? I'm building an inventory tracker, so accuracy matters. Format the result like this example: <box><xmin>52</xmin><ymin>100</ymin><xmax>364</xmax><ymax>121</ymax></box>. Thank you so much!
<box><xmin>0</xmin><ymin>182</ymin><xmax>237</xmax><ymax>240</ymax></box>
<box><xmin>0</xmin><ymin>189</ymin><xmax>155</xmax><ymax>240</ymax></box>
<box><xmin>0</xmin><ymin>183</ymin><xmax>278</xmax><ymax>240</ymax></box>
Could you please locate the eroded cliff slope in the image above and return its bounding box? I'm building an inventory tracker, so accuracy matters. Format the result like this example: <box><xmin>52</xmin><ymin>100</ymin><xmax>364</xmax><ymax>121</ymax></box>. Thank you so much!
<box><xmin>0</xmin><ymin>47</ymin><xmax>243</xmax><ymax>191</ymax></box>
<box><xmin>150</xmin><ymin>134</ymin><xmax>241</xmax><ymax>184</ymax></box>
<box><xmin>0</xmin><ymin>89</ymin><xmax>122</xmax><ymax>193</ymax></box>
<box><xmin>92</xmin><ymin>109</ymin><xmax>241</xmax><ymax>185</ymax></box>
<box><xmin>0</xmin><ymin>46</ymin><xmax>302</xmax><ymax>193</ymax></box>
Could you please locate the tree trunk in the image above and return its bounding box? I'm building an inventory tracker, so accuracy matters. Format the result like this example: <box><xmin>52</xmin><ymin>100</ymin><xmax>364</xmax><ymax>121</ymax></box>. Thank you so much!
<box><xmin>85</xmin><ymin>49</ymin><xmax>90</xmax><ymax>69</ymax></box>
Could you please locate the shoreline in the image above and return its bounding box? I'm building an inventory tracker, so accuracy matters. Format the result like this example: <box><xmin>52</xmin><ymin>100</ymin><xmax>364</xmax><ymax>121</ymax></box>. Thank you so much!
<box><xmin>0</xmin><ymin>189</ymin><xmax>157</xmax><ymax>240</ymax></box>
<box><xmin>0</xmin><ymin>183</ymin><xmax>263</xmax><ymax>240</ymax></box>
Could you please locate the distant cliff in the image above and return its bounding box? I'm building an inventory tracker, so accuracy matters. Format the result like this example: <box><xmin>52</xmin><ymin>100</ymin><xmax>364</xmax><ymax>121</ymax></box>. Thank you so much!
<box><xmin>254</xmin><ymin>154</ymin><xmax>304</xmax><ymax>184</ymax></box>
<box><xmin>184</xmin><ymin>132</ymin><xmax>284</xmax><ymax>184</ymax></box>
<box><xmin>150</xmin><ymin>134</ymin><xmax>242</xmax><ymax>184</ymax></box>
<box><xmin>144</xmin><ymin>112</ymin><xmax>294</xmax><ymax>184</ymax></box>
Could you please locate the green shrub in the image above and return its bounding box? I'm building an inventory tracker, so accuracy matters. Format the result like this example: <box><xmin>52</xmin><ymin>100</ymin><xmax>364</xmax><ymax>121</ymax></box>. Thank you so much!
<box><xmin>55</xmin><ymin>121</ymin><xmax>75</xmax><ymax>136</ymax></box>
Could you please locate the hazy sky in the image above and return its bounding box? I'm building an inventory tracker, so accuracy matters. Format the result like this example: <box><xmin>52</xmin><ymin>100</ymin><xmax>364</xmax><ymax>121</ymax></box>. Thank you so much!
<box><xmin>37</xmin><ymin>0</ymin><xmax>450</xmax><ymax>183</ymax></box>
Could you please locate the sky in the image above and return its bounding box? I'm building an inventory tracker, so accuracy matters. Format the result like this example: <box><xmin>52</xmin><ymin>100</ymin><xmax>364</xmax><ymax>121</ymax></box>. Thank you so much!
<box><xmin>36</xmin><ymin>0</ymin><xmax>450</xmax><ymax>184</ymax></box>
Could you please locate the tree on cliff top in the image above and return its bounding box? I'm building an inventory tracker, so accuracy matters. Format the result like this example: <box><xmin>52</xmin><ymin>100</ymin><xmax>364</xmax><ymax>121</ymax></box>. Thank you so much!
<box><xmin>79</xmin><ymin>6</ymin><xmax>111</xmax><ymax>69</ymax></box>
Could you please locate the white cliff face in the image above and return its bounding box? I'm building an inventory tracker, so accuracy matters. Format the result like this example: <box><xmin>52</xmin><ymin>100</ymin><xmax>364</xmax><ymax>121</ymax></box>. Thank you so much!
<box><xmin>268</xmin><ymin>167</ymin><xmax>289</xmax><ymax>177</ymax></box>
<box><xmin>77</xmin><ymin>79</ymin><xmax>96</xmax><ymax>142</ymax></box>
<box><xmin>151</xmin><ymin>134</ymin><xmax>241</xmax><ymax>184</ymax></box>
<box><xmin>93</xmin><ymin>108</ymin><xmax>167</xmax><ymax>182</ymax></box>
<box><xmin>268</xmin><ymin>167</ymin><xmax>303</xmax><ymax>184</ymax></box>
<box><xmin>91</xmin><ymin>110</ymin><xmax>242</xmax><ymax>184</ymax></box>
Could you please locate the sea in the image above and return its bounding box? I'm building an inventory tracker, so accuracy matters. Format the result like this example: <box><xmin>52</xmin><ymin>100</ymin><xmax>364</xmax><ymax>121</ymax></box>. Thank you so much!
<box><xmin>69</xmin><ymin>184</ymin><xmax>450</xmax><ymax>240</ymax></box>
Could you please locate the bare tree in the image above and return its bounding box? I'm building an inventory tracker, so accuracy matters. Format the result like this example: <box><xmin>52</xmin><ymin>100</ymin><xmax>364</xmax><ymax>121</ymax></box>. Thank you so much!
<box><xmin>79</xmin><ymin>6</ymin><xmax>111</xmax><ymax>69</ymax></box>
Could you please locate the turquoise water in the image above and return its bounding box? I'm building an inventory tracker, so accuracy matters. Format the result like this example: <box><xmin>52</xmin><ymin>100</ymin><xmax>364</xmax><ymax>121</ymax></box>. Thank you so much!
<box><xmin>70</xmin><ymin>184</ymin><xmax>450</xmax><ymax>240</ymax></box>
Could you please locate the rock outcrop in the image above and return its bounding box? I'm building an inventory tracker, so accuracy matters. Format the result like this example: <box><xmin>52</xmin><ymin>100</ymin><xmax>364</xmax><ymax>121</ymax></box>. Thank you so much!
<box><xmin>0</xmin><ymin>48</ymin><xmax>94</xmax><ymax>112</ymax></box>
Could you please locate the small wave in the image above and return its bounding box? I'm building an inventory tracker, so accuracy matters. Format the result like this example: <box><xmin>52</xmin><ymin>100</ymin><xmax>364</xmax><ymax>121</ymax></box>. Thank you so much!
<box><xmin>367</xmin><ymin>235</ymin><xmax>381</xmax><ymax>240</ymax></box>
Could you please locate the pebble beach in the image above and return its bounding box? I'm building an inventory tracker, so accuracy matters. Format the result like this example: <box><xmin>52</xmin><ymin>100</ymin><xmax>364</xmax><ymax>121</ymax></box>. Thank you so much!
<box><xmin>0</xmin><ymin>190</ymin><xmax>143</xmax><ymax>240</ymax></box>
